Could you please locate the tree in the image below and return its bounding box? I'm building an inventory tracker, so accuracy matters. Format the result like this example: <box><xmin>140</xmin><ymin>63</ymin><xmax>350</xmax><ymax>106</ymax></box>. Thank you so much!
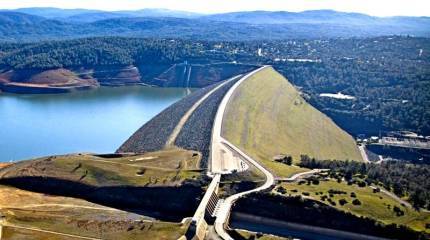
<box><xmin>339</xmin><ymin>199</ymin><xmax>348</xmax><ymax>206</ymax></box>
<box><xmin>352</xmin><ymin>199</ymin><xmax>362</xmax><ymax>205</ymax></box>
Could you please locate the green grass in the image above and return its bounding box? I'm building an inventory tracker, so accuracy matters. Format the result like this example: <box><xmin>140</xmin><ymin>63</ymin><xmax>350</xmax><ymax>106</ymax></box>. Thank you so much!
<box><xmin>2</xmin><ymin>149</ymin><xmax>202</xmax><ymax>187</ymax></box>
<box><xmin>222</xmin><ymin>67</ymin><xmax>362</xmax><ymax>177</ymax></box>
<box><xmin>0</xmin><ymin>150</ymin><xmax>200</xmax><ymax>240</ymax></box>
<box><xmin>278</xmin><ymin>179</ymin><xmax>430</xmax><ymax>232</ymax></box>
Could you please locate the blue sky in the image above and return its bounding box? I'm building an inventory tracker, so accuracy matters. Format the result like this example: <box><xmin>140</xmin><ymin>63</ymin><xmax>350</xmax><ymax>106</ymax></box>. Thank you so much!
<box><xmin>0</xmin><ymin>0</ymin><xmax>429</xmax><ymax>17</ymax></box>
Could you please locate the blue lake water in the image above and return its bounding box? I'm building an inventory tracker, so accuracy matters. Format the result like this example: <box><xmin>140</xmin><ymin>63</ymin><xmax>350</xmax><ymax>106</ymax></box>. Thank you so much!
<box><xmin>0</xmin><ymin>86</ymin><xmax>188</xmax><ymax>162</ymax></box>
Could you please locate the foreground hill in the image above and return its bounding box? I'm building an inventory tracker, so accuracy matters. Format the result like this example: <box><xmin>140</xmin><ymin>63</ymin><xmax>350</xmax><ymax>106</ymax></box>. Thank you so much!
<box><xmin>0</xmin><ymin>149</ymin><xmax>206</xmax><ymax>239</ymax></box>
<box><xmin>222</xmin><ymin>67</ymin><xmax>362</xmax><ymax>176</ymax></box>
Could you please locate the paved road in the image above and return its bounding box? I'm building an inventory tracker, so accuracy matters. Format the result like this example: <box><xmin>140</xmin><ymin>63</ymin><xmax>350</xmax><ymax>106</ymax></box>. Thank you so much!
<box><xmin>358</xmin><ymin>145</ymin><xmax>370</xmax><ymax>163</ymax></box>
<box><xmin>210</xmin><ymin>66</ymin><xmax>268</xmax><ymax>174</ymax></box>
<box><xmin>276</xmin><ymin>169</ymin><xmax>329</xmax><ymax>182</ymax></box>
<box><xmin>206</xmin><ymin>66</ymin><xmax>276</xmax><ymax>240</ymax></box>
<box><xmin>214</xmin><ymin>139</ymin><xmax>275</xmax><ymax>240</ymax></box>
<box><xmin>165</xmin><ymin>75</ymin><xmax>241</xmax><ymax>147</ymax></box>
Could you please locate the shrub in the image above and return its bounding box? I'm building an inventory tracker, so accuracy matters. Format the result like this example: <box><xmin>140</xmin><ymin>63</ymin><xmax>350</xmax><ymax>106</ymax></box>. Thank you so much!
<box><xmin>328</xmin><ymin>189</ymin><xmax>347</xmax><ymax>195</ymax></box>
<box><xmin>276</xmin><ymin>186</ymin><xmax>287</xmax><ymax>194</ymax></box>
<box><xmin>136</xmin><ymin>168</ymin><xmax>146</xmax><ymax>175</ymax></box>
<box><xmin>328</xmin><ymin>198</ymin><xmax>337</xmax><ymax>206</ymax></box>
<box><xmin>352</xmin><ymin>199</ymin><xmax>362</xmax><ymax>205</ymax></box>
<box><xmin>339</xmin><ymin>199</ymin><xmax>348</xmax><ymax>206</ymax></box>
<box><xmin>350</xmin><ymin>192</ymin><xmax>357</xmax><ymax>198</ymax></box>
<box><xmin>357</xmin><ymin>181</ymin><xmax>366</xmax><ymax>187</ymax></box>
<box><xmin>393</xmin><ymin>206</ymin><xmax>405</xmax><ymax>216</ymax></box>
<box><xmin>274</xmin><ymin>155</ymin><xmax>293</xmax><ymax>165</ymax></box>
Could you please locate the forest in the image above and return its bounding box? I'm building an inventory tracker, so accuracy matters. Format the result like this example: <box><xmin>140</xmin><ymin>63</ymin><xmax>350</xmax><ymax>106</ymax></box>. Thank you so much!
<box><xmin>0</xmin><ymin>36</ymin><xmax>429</xmax><ymax>136</ymax></box>
<box><xmin>299</xmin><ymin>156</ymin><xmax>430</xmax><ymax>210</ymax></box>
<box><xmin>233</xmin><ymin>193</ymin><xmax>426</xmax><ymax>239</ymax></box>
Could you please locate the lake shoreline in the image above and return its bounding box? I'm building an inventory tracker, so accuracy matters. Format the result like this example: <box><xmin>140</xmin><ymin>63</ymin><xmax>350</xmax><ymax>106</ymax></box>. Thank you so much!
<box><xmin>0</xmin><ymin>86</ymin><xmax>187</xmax><ymax>162</ymax></box>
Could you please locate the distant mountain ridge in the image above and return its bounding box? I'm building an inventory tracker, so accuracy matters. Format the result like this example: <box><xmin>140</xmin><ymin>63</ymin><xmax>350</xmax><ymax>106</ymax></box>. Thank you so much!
<box><xmin>1</xmin><ymin>7</ymin><xmax>202</xmax><ymax>22</ymax></box>
<box><xmin>201</xmin><ymin>10</ymin><xmax>378</xmax><ymax>25</ymax></box>
<box><xmin>0</xmin><ymin>8</ymin><xmax>429</xmax><ymax>41</ymax></box>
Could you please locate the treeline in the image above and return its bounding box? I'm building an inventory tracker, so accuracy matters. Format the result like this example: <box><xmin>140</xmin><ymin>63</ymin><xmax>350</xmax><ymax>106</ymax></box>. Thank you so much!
<box><xmin>0</xmin><ymin>36</ymin><xmax>428</xmax><ymax>136</ymax></box>
<box><xmin>299</xmin><ymin>156</ymin><xmax>430</xmax><ymax>210</ymax></box>
<box><xmin>0</xmin><ymin>37</ymin><xmax>225</xmax><ymax>69</ymax></box>
<box><xmin>233</xmin><ymin>193</ymin><xmax>427</xmax><ymax>240</ymax></box>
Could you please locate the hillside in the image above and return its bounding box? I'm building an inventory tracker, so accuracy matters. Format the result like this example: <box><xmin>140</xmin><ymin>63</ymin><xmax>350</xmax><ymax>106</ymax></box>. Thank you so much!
<box><xmin>222</xmin><ymin>67</ymin><xmax>362</xmax><ymax>176</ymax></box>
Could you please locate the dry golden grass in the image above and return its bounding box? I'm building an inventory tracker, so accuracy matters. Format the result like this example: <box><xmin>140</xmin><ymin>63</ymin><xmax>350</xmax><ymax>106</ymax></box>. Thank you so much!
<box><xmin>0</xmin><ymin>149</ymin><xmax>202</xmax><ymax>187</ymax></box>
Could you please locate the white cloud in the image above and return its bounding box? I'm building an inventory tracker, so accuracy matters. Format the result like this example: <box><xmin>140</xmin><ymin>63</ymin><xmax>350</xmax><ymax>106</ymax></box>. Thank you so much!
<box><xmin>0</xmin><ymin>0</ymin><xmax>429</xmax><ymax>17</ymax></box>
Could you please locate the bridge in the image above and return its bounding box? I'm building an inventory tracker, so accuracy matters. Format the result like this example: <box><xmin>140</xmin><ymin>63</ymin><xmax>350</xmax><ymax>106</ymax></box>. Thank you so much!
<box><xmin>185</xmin><ymin>174</ymin><xmax>221</xmax><ymax>240</ymax></box>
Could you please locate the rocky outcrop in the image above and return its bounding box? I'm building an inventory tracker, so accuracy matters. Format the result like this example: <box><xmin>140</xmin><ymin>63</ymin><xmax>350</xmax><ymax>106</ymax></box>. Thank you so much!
<box><xmin>152</xmin><ymin>63</ymin><xmax>257</xmax><ymax>87</ymax></box>
<box><xmin>0</xmin><ymin>68</ymin><xmax>99</xmax><ymax>94</ymax></box>
<box><xmin>73</xmin><ymin>65</ymin><xmax>142</xmax><ymax>86</ymax></box>
<box><xmin>0</xmin><ymin>63</ymin><xmax>258</xmax><ymax>94</ymax></box>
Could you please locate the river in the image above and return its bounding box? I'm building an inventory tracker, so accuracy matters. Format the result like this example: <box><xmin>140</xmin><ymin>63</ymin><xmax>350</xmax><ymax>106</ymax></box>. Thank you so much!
<box><xmin>0</xmin><ymin>86</ymin><xmax>188</xmax><ymax>162</ymax></box>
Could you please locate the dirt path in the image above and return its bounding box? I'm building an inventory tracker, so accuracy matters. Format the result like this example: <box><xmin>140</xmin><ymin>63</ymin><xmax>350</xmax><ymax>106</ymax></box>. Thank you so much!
<box><xmin>87</xmin><ymin>158</ymin><xmax>178</xmax><ymax>172</ymax></box>
<box><xmin>1</xmin><ymin>203</ymin><xmax>121</xmax><ymax>212</ymax></box>
<box><xmin>1</xmin><ymin>223</ymin><xmax>102</xmax><ymax>240</ymax></box>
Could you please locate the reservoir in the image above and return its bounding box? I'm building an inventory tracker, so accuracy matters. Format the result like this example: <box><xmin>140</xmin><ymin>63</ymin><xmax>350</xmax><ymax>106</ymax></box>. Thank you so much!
<box><xmin>0</xmin><ymin>86</ymin><xmax>188</xmax><ymax>162</ymax></box>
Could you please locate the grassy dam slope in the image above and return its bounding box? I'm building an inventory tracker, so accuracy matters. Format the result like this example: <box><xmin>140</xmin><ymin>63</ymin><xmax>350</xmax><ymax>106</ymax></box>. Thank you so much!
<box><xmin>222</xmin><ymin>67</ymin><xmax>362</xmax><ymax>176</ymax></box>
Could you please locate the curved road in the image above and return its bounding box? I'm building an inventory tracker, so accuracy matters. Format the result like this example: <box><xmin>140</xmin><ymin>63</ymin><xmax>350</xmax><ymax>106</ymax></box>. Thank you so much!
<box><xmin>214</xmin><ymin>139</ymin><xmax>275</xmax><ymax>240</ymax></box>
<box><xmin>210</xmin><ymin>66</ymin><xmax>269</xmax><ymax>174</ymax></box>
<box><xmin>210</xmin><ymin>66</ymin><xmax>332</xmax><ymax>239</ymax></box>
<box><xmin>208</xmin><ymin>66</ymin><xmax>276</xmax><ymax>239</ymax></box>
